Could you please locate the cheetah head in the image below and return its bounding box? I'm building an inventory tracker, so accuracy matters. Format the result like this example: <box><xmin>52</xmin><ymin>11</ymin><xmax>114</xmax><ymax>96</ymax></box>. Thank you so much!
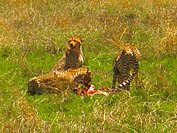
<box><xmin>74</xmin><ymin>68</ymin><xmax>92</xmax><ymax>86</ymax></box>
<box><xmin>123</xmin><ymin>45</ymin><xmax>134</xmax><ymax>56</ymax></box>
<box><xmin>68</xmin><ymin>36</ymin><xmax>82</xmax><ymax>50</ymax></box>
<box><xmin>73</xmin><ymin>68</ymin><xmax>92</xmax><ymax>94</ymax></box>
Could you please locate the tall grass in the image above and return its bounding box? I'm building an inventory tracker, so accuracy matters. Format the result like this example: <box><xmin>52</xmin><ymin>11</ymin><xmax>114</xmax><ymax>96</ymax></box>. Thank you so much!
<box><xmin>0</xmin><ymin>0</ymin><xmax>177</xmax><ymax>132</ymax></box>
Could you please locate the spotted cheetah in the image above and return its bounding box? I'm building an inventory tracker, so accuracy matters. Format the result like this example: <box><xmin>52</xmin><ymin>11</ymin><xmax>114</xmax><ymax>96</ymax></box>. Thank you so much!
<box><xmin>49</xmin><ymin>36</ymin><xmax>84</xmax><ymax>73</ymax></box>
<box><xmin>28</xmin><ymin>68</ymin><xmax>91</xmax><ymax>95</ymax></box>
<box><xmin>112</xmin><ymin>45</ymin><xmax>141</xmax><ymax>91</ymax></box>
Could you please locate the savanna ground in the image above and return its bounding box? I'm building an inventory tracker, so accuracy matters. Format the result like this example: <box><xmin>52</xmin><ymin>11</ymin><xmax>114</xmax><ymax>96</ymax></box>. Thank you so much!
<box><xmin>0</xmin><ymin>0</ymin><xmax>177</xmax><ymax>132</ymax></box>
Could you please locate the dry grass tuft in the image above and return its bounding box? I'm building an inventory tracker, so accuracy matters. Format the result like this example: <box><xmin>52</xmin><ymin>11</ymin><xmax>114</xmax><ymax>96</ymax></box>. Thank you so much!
<box><xmin>159</xmin><ymin>27</ymin><xmax>177</xmax><ymax>56</ymax></box>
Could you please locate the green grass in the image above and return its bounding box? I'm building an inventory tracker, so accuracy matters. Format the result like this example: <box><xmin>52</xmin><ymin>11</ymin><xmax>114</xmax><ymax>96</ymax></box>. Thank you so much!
<box><xmin>0</xmin><ymin>0</ymin><xmax>177</xmax><ymax>132</ymax></box>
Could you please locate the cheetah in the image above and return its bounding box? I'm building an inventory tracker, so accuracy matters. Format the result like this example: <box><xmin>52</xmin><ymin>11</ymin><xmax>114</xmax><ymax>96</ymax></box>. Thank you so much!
<box><xmin>28</xmin><ymin>68</ymin><xmax>91</xmax><ymax>95</ymax></box>
<box><xmin>49</xmin><ymin>36</ymin><xmax>84</xmax><ymax>73</ymax></box>
<box><xmin>112</xmin><ymin>45</ymin><xmax>141</xmax><ymax>91</ymax></box>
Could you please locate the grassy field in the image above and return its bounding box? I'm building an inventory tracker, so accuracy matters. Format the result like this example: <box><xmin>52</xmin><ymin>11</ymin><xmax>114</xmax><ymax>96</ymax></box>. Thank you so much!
<box><xmin>0</xmin><ymin>0</ymin><xmax>177</xmax><ymax>132</ymax></box>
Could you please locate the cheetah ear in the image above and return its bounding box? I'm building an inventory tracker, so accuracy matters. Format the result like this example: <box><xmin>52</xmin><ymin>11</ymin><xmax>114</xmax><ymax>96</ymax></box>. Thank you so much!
<box><xmin>74</xmin><ymin>34</ymin><xmax>83</xmax><ymax>43</ymax></box>
<box><xmin>78</xmin><ymin>36</ymin><xmax>83</xmax><ymax>43</ymax></box>
<box><xmin>75</xmin><ymin>35</ymin><xmax>83</xmax><ymax>43</ymax></box>
<box><xmin>80</xmin><ymin>38</ymin><xmax>83</xmax><ymax>43</ymax></box>
<box><xmin>68</xmin><ymin>37</ymin><xmax>71</xmax><ymax>42</ymax></box>
<box><xmin>86</xmin><ymin>68</ymin><xmax>91</xmax><ymax>74</ymax></box>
